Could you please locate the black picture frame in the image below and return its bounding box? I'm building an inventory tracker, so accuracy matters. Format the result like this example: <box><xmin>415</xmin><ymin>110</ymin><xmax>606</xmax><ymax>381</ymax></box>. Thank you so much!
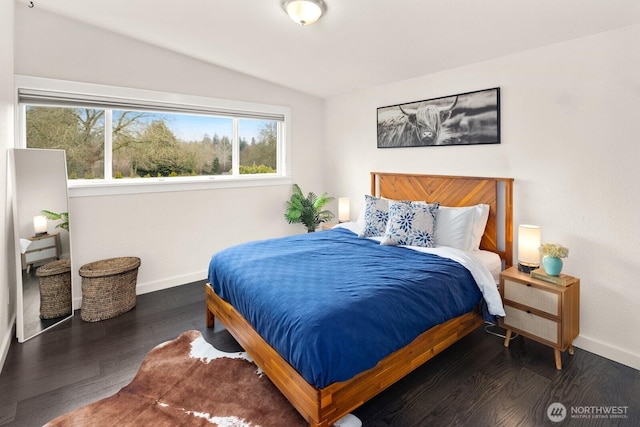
<box><xmin>377</xmin><ymin>87</ymin><xmax>500</xmax><ymax>148</ymax></box>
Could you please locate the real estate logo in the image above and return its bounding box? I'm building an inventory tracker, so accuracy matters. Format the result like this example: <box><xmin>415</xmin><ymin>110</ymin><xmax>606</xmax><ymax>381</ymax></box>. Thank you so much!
<box><xmin>547</xmin><ymin>402</ymin><xmax>567</xmax><ymax>422</ymax></box>
<box><xmin>547</xmin><ymin>402</ymin><xmax>630</xmax><ymax>422</ymax></box>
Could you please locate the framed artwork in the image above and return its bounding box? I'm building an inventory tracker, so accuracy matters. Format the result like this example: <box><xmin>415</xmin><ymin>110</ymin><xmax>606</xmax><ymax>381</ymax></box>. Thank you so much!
<box><xmin>377</xmin><ymin>87</ymin><xmax>500</xmax><ymax>148</ymax></box>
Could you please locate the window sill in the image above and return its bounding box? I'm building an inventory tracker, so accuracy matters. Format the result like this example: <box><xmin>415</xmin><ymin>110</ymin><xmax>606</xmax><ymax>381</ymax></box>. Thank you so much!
<box><xmin>68</xmin><ymin>175</ymin><xmax>293</xmax><ymax>198</ymax></box>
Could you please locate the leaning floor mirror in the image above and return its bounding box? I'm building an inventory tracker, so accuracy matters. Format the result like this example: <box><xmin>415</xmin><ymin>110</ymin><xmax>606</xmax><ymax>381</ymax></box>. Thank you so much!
<box><xmin>10</xmin><ymin>148</ymin><xmax>73</xmax><ymax>342</ymax></box>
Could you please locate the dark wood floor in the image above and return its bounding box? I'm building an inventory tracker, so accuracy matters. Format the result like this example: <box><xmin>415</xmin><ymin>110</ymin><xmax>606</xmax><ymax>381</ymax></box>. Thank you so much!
<box><xmin>1</xmin><ymin>280</ymin><xmax>638</xmax><ymax>427</ymax></box>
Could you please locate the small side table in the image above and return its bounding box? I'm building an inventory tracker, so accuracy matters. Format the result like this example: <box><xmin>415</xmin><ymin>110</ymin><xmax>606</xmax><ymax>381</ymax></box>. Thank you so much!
<box><xmin>21</xmin><ymin>233</ymin><xmax>60</xmax><ymax>273</ymax></box>
<box><xmin>499</xmin><ymin>266</ymin><xmax>580</xmax><ymax>370</ymax></box>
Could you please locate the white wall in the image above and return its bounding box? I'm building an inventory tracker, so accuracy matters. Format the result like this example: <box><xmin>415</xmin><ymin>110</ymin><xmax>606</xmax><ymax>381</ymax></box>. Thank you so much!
<box><xmin>0</xmin><ymin>0</ymin><xmax>15</xmax><ymax>371</ymax></box>
<box><xmin>325</xmin><ymin>25</ymin><xmax>640</xmax><ymax>370</ymax></box>
<box><xmin>13</xmin><ymin>5</ymin><xmax>326</xmax><ymax>305</ymax></box>
<box><xmin>9</xmin><ymin>3</ymin><xmax>640</xmax><ymax>374</ymax></box>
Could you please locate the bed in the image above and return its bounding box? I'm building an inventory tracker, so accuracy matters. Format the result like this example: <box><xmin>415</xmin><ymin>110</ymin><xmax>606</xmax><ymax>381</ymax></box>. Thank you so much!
<box><xmin>206</xmin><ymin>172</ymin><xmax>513</xmax><ymax>427</ymax></box>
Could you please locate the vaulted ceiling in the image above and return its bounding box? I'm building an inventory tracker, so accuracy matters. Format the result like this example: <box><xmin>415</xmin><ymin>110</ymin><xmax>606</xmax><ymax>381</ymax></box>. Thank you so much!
<box><xmin>17</xmin><ymin>0</ymin><xmax>640</xmax><ymax>98</ymax></box>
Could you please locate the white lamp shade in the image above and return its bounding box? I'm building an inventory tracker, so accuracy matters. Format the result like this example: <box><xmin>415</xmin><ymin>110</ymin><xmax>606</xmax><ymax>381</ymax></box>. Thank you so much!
<box><xmin>33</xmin><ymin>215</ymin><xmax>48</xmax><ymax>235</ymax></box>
<box><xmin>518</xmin><ymin>224</ymin><xmax>541</xmax><ymax>266</ymax></box>
<box><xmin>282</xmin><ymin>0</ymin><xmax>326</xmax><ymax>25</ymax></box>
<box><xmin>338</xmin><ymin>197</ymin><xmax>350</xmax><ymax>222</ymax></box>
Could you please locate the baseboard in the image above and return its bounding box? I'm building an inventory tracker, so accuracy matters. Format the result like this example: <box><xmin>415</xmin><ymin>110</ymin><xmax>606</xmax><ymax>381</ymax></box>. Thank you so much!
<box><xmin>135</xmin><ymin>271</ymin><xmax>208</xmax><ymax>295</ymax></box>
<box><xmin>0</xmin><ymin>314</ymin><xmax>16</xmax><ymax>374</ymax></box>
<box><xmin>574</xmin><ymin>335</ymin><xmax>640</xmax><ymax>371</ymax></box>
<box><xmin>72</xmin><ymin>270</ymin><xmax>208</xmax><ymax>308</ymax></box>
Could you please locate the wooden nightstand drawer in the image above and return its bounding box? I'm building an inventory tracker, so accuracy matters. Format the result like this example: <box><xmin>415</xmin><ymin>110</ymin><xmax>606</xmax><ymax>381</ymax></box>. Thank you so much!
<box><xmin>24</xmin><ymin>247</ymin><xmax>58</xmax><ymax>264</ymax></box>
<box><xmin>27</xmin><ymin>235</ymin><xmax>57</xmax><ymax>251</ymax></box>
<box><xmin>503</xmin><ymin>278</ymin><xmax>559</xmax><ymax>317</ymax></box>
<box><xmin>503</xmin><ymin>305</ymin><xmax>559</xmax><ymax>346</ymax></box>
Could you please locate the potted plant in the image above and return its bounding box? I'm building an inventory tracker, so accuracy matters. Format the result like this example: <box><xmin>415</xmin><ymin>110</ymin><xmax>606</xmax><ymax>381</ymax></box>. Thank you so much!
<box><xmin>539</xmin><ymin>243</ymin><xmax>569</xmax><ymax>276</ymax></box>
<box><xmin>41</xmin><ymin>210</ymin><xmax>69</xmax><ymax>231</ymax></box>
<box><xmin>285</xmin><ymin>184</ymin><xmax>334</xmax><ymax>232</ymax></box>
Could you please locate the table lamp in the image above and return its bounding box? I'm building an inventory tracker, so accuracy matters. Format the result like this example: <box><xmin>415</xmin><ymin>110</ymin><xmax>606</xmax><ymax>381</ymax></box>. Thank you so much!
<box><xmin>518</xmin><ymin>224</ymin><xmax>541</xmax><ymax>273</ymax></box>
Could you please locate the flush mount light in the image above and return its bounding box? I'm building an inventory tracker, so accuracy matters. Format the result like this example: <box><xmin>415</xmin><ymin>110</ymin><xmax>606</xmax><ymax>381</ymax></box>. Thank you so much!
<box><xmin>281</xmin><ymin>0</ymin><xmax>327</xmax><ymax>26</ymax></box>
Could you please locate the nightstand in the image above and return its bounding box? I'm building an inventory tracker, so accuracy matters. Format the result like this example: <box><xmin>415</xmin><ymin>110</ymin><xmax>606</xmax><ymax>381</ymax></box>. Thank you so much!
<box><xmin>21</xmin><ymin>233</ymin><xmax>61</xmax><ymax>273</ymax></box>
<box><xmin>499</xmin><ymin>266</ymin><xmax>580</xmax><ymax>370</ymax></box>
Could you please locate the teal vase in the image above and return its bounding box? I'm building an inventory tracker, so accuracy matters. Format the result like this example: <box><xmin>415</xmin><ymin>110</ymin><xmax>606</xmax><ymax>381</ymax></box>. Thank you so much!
<box><xmin>542</xmin><ymin>256</ymin><xmax>563</xmax><ymax>276</ymax></box>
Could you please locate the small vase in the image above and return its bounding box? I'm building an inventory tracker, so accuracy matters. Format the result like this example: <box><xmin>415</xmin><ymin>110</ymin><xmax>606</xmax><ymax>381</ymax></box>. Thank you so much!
<box><xmin>542</xmin><ymin>256</ymin><xmax>563</xmax><ymax>276</ymax></box>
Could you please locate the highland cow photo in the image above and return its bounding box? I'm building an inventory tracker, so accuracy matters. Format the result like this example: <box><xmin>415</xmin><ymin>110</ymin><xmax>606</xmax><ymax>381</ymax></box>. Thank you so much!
<box><xmin>377</xmin><ymin>87</ymin><xmax>500</xmax><ymax>148</ymax></box>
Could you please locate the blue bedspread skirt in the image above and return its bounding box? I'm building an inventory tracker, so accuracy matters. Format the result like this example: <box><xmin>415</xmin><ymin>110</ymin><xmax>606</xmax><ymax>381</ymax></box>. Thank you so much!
<box><xmin>208</xmin><ymin>227</ymin><xmax>482</xmax><ymax>389</ymax></box>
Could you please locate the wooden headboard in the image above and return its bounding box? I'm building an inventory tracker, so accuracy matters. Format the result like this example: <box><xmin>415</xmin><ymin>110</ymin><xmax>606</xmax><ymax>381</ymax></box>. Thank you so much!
<box><xmin>371</xmin><ymin>172</ymin><xmax>514</xmax><ymax>266</ymax></box>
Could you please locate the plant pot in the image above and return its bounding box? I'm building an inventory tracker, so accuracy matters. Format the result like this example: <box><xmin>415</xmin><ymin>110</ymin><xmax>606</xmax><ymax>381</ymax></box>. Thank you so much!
<box><xmin>542</xmin><ymin>256</ymin><xmax>563</xmax><ymax>276</ymax></box>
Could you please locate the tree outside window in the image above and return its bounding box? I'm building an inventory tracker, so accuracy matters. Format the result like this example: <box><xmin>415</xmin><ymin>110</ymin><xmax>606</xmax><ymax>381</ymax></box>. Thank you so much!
<box><xmin>25</xmin><ymin>106</ymin><xmax>280</xmax><ymax>179</ymax></box>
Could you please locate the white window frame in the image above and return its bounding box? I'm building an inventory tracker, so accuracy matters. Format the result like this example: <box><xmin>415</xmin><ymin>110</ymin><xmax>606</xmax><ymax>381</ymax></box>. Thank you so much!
<box><xmin>14</xmin><ymin>75</ymin><xmax>292</xmax><ymax>198</ymax></box>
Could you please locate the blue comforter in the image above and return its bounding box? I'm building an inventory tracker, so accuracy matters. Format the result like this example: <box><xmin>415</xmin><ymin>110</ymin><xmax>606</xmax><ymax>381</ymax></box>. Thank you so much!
<box><xmin>208</xmin><ymin>227</ymin><xmax>481</xmax><ymax>389</ymax></box>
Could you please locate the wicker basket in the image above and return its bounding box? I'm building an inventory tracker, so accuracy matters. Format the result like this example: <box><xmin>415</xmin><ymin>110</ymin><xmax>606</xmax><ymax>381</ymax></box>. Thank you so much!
<box><xmin>79</xmin><ymin>257</ymin><xmax>141</xmax><ymax>322</ymax></box>
<box><xmin>36</xmin><ymin>259</ymin><xmax>72</xmax><ymax>320</ymax></box>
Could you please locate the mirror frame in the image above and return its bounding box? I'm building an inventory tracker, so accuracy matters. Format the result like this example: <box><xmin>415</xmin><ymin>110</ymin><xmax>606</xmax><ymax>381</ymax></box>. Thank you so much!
<box><xmin>10</xmin><ymin>148</ymin><xmax>73</xmax><ymax>342</ymax></box>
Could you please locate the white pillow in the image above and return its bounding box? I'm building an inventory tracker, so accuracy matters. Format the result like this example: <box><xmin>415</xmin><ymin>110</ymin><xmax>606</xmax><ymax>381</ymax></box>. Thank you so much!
<box><xmin>434</xmin><ymin>204</ymin><xmax>490</xmax><ymax>251</ymax></box>
<box><xmin>469</xmin><ymin>204</ymin><xmax>490</xmax><ymax>251</ymax></box>
<box><xmin>381</xmin><ymin>201</ymin><xmax>439</xmax><ymax>247</ymax></box>
<box><xmin>356</xmin><ymin>204</ymin><xmax>366</xmax><ymax>229</ymax></box>
<box><xmin>434</xmin><ymin>206</ymin><xmax>477</xmax><ymax>250</ymax></box>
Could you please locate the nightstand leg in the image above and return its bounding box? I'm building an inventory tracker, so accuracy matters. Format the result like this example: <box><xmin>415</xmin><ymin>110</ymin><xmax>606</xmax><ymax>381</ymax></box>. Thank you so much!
<box><xmin>568</xmin><ymin>345</ymin><xmax>574</xmax><ymax>356</ymax></box>
<box><xmin>554</xmin><ymin>349</ymin><xmax>562</xmax><ymax>370</ymax></box>
<box><xmin>503</xmin><ymin>329</ymin><xmax>512</xmax><ymax>347</ymax></box>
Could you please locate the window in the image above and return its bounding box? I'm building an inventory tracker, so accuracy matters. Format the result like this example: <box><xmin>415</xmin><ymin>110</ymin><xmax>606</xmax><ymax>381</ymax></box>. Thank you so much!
<box><xmin>26</xmin><ymin>106</ymin><xmax>106</xmax><ymax>179</ymax></box>
<box><xmin>16</xmin><ymin>76</ymin><xmax>290</xmax><ymax>195</ymax></box>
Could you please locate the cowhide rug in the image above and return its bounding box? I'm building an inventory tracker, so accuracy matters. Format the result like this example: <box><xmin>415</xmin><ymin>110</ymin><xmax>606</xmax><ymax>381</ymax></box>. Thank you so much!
<box><xmin>45</xmin><ymin>330</ymin><xmax>361</xmax><ymax>427</ymax></box>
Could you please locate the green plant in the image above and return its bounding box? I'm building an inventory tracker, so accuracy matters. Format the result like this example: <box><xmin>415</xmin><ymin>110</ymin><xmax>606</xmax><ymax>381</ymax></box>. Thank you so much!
<box><xmin>539</xmin><ymin>243</ymin><xmax>569</xmax><ymax>258</ymax></box>
<box><xmin>285</xmin><ymin>184</ymin><xmax>334</xmax><ymax>232</ymax></box>
<box><xmin>41</xmin><ymin>210</ymin><xmax>69</xmax><ymax>231</ymax></box>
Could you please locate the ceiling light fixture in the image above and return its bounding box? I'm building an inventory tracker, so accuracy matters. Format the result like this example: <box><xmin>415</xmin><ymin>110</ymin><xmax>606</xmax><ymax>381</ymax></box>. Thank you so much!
<box><xmin>281</xmin><ymin>0</ymin><xmax>327</xmax><ymax>26</ymax></box>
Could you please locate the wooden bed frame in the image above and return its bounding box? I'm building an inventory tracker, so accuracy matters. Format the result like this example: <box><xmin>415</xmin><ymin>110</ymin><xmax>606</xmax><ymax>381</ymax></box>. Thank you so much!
<box><xmin>206</xmin><ymin>172</ymin><xmax>514</xmax><ymax>427</ymax></box>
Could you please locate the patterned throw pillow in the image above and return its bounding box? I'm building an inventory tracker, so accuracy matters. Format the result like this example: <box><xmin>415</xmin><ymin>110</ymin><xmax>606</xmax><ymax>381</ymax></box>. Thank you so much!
<box><xmin>359</xmin><ymin>195</ymin><xmax>390</xmax><ymax>238</ymax></box>
<box><xmin>381</xmin><ymin>201</ymin><xmax>440</xmax><ymax>247</ymax></box>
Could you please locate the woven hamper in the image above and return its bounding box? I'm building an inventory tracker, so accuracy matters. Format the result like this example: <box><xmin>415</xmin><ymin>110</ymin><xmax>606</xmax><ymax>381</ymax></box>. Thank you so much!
<box><xmin>36</xmin><ymin>259</ymin><xmax>72</xmax><ymax>319</ymax></box>
<box><xmin>79</xmin><ymin>257</ymin><xmax>141</xmax><ymax>322</ymax></box>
